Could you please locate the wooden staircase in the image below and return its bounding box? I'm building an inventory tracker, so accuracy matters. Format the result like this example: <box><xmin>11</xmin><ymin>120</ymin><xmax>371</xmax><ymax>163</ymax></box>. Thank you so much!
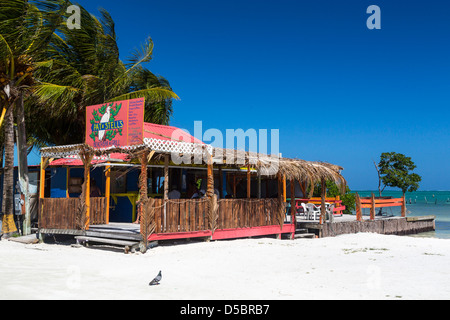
<box><xmin>294</xmin><ymin>227</ymin><xmax>316</xmax><ymax>239</ymax></box>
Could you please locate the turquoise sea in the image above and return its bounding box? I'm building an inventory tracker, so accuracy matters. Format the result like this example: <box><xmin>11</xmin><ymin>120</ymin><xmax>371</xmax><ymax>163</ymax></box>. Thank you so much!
<box><xmin>354</xmin><ymin>190</ymin><xmax>450</xmax><ymax>239</ymax></box>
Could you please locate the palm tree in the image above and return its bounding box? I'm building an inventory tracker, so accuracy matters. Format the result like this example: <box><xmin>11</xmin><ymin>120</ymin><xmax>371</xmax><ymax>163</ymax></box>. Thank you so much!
<box><xmin>0</xmin><ymin>1</ymin><xmax>178</xmax><ymax>235</ymax></box>
<box><xmin>0</xmin><ymin>0</ymin><xmax>67</xmax><ymax>235</ymax></box>
<box><xmin>30</xmin><ymin>4</ymin><xmax>179</xmax><ymax>146</ymax></box>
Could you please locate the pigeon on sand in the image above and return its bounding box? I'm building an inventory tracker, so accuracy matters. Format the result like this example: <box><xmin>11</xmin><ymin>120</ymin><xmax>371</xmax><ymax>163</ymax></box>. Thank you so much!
<box><xmin>149</xmin><ymin>271</ymin><xmax>162</xmax><ymax>286</ymax></box>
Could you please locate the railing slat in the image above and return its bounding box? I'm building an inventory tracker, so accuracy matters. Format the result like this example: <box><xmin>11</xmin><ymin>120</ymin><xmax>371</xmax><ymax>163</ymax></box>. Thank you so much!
<box><xmin>40</xmin><ymin>197</ymin><xmax>107</xmax><ymax>229</ymax></box>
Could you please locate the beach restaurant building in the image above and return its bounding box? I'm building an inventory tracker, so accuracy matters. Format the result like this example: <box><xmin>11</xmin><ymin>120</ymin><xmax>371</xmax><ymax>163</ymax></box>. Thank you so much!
<box><xmin>37</xmin><ymin>98</ymin><xmax>346</xmax><ymax>248</ymax></box>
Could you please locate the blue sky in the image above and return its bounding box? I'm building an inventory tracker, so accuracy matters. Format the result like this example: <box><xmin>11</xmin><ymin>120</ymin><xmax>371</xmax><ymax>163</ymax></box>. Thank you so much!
<box><xmin>31</xmin><ymin>0</ymin><xmax>450</xmax><ymax>190</ymax></box>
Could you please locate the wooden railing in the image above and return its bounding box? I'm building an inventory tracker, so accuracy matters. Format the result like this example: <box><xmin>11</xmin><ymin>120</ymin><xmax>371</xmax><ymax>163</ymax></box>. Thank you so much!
<box><xmin>90</xmin><ymin>197</ymin><xmax>108</xmax><ymax>225</ymax></box>
<box><xmin>152</xmin><ymin>198</ymin><xmax>283</xmax><ymax>234</ymax></box>
<box><xmin>355</xmin><ymin>193</ymin><xmax>406</xmax><ymax>220</ymax></box>
<box><xmin>153</xmin><ymin>199</ymin><xmax>209</xmax><ymax>233</ymax></box>
<box><xmin>39</xmin><ymin>197</ymin><xmax>108</xmax><ymax>230</ymax></box>
<box><xmin>293</xmin><ymin>197</ymin><xmax>346</xmax><ymax>216</ymax></box>
<box><xmin>39</xmin><ymin>198</ymin><xmax>79</xmax><ymax>230</ymax></box>
<box><xmin>217</xmin><ymin>199</ymin><xmax>281</xmax><ymax>229</ymax></box>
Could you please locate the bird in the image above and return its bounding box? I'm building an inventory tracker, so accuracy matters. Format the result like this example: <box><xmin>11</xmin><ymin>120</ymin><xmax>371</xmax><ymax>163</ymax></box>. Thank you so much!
<box><xmin>149</xmin><ymin>271</ymin><xmax>162</xmax><ymax>286</ymax></box>
<box><xmin>98</xmin><ymin>106</ymin><xmax>111</xmax><ymax>141</ymax></box>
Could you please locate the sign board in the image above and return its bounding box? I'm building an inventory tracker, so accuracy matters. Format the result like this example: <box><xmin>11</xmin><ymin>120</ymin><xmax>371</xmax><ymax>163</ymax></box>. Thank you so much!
<box><xmin>85</xmin><ymin>97</ymin><xmax>144</xmax><ymax>148</ymax></box>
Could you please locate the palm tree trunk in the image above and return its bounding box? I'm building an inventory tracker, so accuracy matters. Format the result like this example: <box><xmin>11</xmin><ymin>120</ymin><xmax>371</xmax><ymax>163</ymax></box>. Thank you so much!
<box><xmin>1</xmin><ymin>105</ymin><xmax>17</xmax><ymax>235</ymax></box>
<box><xmin>16</xmin><ymin>93</ymin><xmax>30</xmax><ymax>235</ymax></box>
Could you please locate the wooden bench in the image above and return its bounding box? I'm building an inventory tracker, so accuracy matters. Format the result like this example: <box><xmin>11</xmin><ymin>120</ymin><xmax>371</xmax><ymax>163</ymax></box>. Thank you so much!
<box><xmin>75</xmin><ymin>235</ymin><xmax>141</xmax><ymax>253</ymax></box>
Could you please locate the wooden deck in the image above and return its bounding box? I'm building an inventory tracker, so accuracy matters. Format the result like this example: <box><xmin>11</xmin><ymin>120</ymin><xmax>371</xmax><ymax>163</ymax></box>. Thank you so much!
<box><xmin>40</xmin><ymin>221</ymin><xmax>295</xmax><ymax>242</ymax></box>
<box><xmin>298</xmin><ymin>215</ymin><xmax>436</xmax><ymax>238</ymax></box>
<box><xmin>39</xmin><ymin>223</ymin><xmax>142</xmax><ymax>241</ymax></box>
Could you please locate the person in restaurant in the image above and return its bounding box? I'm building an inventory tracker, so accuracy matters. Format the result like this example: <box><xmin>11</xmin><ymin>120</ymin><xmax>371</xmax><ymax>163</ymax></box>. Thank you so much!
<box><xmin>168</xmin><ymin>184</ymin><xmax>181</xmax><ymax>199</ymax></box>
<box><xmin>90</xmin><ymin>179</ymin><xmax>102</xmax><ymax>197</ymax></box>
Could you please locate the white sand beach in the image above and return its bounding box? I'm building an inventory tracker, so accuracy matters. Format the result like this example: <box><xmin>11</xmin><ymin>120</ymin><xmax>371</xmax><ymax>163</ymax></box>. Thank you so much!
<box><xmin>1</xmin><ymin>233</ymin><xmax>449</xmax><ymax>300</ymax></box>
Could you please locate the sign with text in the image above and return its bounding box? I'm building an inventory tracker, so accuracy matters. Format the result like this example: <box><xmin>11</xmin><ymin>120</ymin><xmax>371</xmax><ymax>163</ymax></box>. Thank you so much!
<box><xmin>85</xmin><ymin>97</ymin><xmax>144</xmax><ymax>148</ymax></box>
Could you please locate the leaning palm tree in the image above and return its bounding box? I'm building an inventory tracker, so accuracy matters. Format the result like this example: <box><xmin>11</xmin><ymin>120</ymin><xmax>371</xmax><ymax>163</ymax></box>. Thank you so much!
<box><xmin>0</xmin><ymin>0</ymin><xmax>67</xmax><ymax>234</ymax></box>
<box><xmin>30</xmin><ymin>4</ymin><xmax>179</xmax><ymax>146</ymax></box>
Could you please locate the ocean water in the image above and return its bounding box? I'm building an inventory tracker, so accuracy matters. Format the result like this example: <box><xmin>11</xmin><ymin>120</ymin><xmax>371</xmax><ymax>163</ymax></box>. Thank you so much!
<box><xmin>354</xmin><ymin>190</ymin><xmax>450</xmax><ymax>239</ymax></box>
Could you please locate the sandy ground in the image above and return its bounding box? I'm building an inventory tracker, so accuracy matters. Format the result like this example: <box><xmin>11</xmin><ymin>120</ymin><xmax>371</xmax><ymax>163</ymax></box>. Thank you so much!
<box><xmin>1</xmin><ymin>232</ymin><xmax>449</xmax><ymax>300</ymax></box>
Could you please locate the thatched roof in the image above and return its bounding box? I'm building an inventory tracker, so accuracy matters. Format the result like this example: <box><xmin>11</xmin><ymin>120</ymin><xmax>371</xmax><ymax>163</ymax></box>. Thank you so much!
<box><xmin>211</xmin><ymin>147</ymin><xmax>346</xmax><ymax>189</ymax></box>
<box><xmin>278</xmin><ymin>158</ymin><xmax>346</xmax><ymax>190</ymax></box>
<box><xmin>41</xmin><ymin>140</ymin><xmax>346</xmax><ymax>189</ymax></box>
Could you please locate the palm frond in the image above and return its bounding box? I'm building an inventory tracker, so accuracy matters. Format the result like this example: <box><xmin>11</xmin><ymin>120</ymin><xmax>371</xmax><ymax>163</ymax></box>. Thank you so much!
<box><xmin>108</xmin><ymin>87</ymin><xmax>179</xmax><ymax>104</ymax></box>
<box><xmin>0</xmin><ymin>33</ymin><xmax>14</xmax><ymax>76</ymax></box>
<box><xmin>33</xmin><ymin>82</ymin><xmax>80</xmax><ymax>113</ymax></box>
<box><xmin>124</xmin><ymin>37</ymin><xmax>154</xmax><ymax>73</ymax></box>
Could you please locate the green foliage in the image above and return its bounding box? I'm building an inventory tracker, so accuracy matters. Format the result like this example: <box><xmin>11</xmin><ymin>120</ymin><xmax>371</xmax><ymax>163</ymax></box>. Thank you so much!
<box><xmin>341</xmin><ymin>192</ymin><xmax>356</xmax><ymax>215</ymax></box>
<box><xmin>92</xmin><ymin>109</ymin><xmax>101</xmax><ymax>122</ymax></box>
<box><xmin>378</xmin><ymin>152</ymin><xmax>422</xmax><ymax>195</ymax></box>
<box><xmin>110</xmin><ymin>103</ymin><xmax>121</xmax><ymax>118</ymax></box>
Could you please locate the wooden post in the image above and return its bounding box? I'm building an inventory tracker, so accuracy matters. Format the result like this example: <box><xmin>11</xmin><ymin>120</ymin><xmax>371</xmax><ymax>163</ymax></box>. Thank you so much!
<box><xmin>247</xmin><ymin>163</ymin><xmax>251</xmax><ymax>199</ymax></box>
<box><xmin>290</xmin><ymin>180</ymin><xmax>296</xmax><ymax>227</ymax></box>
<box><xmin>370</xmin><ymin>192</ymin><xmax>376</xmax><ymax>221</ymax></box>
<box><xmin>336</xmin><ymin>194</ymin><xmax>341</xmax><ymax>215</ymax></box>
<box><xmin>105</xmin><ymin>163</ymin><xmax>111</xmax><ymax>224</ymax></box>
<box><xmin>139</xmin><ymin>153</ymin><xmax>149</xmax><ymax>202</ymax></box>
<box><xmin>39</xmin><ymin>157</ymin><xmax>47</xmax><ymax>199</ymax></box>
<box><xmin>85</xmin><ymin>165</ymin><xmax>90</xmax><ymax>230</ymax></box>
<box><xmin>276</xmin><ymin>172</ymin><xmax>285</xmax><ymax>232</ymax></box>
<box><xmin>233</xmin><ymin>174</ymin><xmax>236</xmax><ymax>198</ymax></box>
<box><xmin>38</xmin><ymin>157</ymin><xmax>48</xmax><ymax>239</ymax></box>
<box><xmin>139</xmin><ymin>151</ymin><xmax>149</xmax><ymax>235</ymax></box>
<box><xmin>79</xmin><ymin>150</ymin><xmax>93</xmax><ymax>231</ymax></box>
<box><xmin>163</xmin><ymin>154</ymin><xmax>169</xmax><ymax>231</ymax></box>
<box><xmin>66</xmin><ymin>167</ymin><xmax>70</xmax><ymax>198</ymax></box>
<box><xmin>401</xmin><ymin>195</ymin><xmax>406</xmax><ymax>217</ymax></box>
<box><xmin>282</xmin><ymin>175</ymin><xmax>287</xmax><ymax>203</ymax></box>
<box><xmin>298</xmin><ymin>179</ymin><xmax>306</xmax><ymax>198</ymax></box>
<box><xmin>320</xmin><ymin>178</ymin><xmax>326</xmax><ymax>224</ymax></box>
<box><xmin>206</xmin><ymin>155</ymin><xmax>218</xmax><ymax>235</ymax></box>
<box><xmin>308</xmin><ymin>178</ymin><xmax>314</xmax><ymax>198</ymax></box>
<box><xmin>355</xmin><ymin>192</ymin><xmax>362</xmax><ymax>222</ymax></box>
<box><xmin>164</xmin><ymin>154</ymin><xmax>169</xmax><ymax>200</ymax></box>
<box><xmin>207</xmin><ymin>155</ymin><xmax>214</xmax><ymax>198</ymax></box>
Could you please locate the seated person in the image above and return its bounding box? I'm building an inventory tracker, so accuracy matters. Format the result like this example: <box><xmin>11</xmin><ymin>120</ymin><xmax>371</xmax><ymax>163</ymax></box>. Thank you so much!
<box><xmin>168</xmin><ymin>185</ymin><xmax>181</xmax><ymax>199</ymax></box>
<box><xmin>191</xmin><ymin>190</ymin><xmax>200</xmax><ymax>199</ymax></box>
<box><xmin>90</xmin><ymin>179</ymin><xmax>101</xmax><ymax>197</ymax></box>
<box><xmin>191</xmin><ymin>188</ymin><xmax>206</xmax><ymax>199</ymax></box>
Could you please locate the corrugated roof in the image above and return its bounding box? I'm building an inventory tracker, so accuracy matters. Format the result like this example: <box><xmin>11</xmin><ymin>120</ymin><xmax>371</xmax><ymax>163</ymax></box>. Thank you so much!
<box><xmin>144</xmin><ymin>122</ymin><xmax>203</xmax><ymax>144</ymax></box>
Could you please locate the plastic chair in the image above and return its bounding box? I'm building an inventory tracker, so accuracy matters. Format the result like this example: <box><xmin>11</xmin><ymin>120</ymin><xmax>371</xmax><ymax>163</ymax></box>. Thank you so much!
<box><xmin>306</xmin><ymin>203</ymin><xmax>321</xmax><ymax>220</ymax></box>
<box><xmin>326</xmin><ymin>203</ymin><xmax>335</xmax><ymax>220</ymax></box>
<box><xmin>296</xmin><ymin>203</ymin><xmax>308</xmax><ymax>220</ymax></box>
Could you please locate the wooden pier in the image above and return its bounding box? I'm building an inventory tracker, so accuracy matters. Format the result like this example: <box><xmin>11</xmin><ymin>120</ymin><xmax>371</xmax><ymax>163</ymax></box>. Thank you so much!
<box><xmin>298</xmin><ymin>215</ymin><xmax>436</xmax><ymax>238</ymax></box>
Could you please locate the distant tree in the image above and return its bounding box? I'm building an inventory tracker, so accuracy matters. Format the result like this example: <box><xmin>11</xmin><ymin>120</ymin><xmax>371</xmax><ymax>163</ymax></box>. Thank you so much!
<box><xmin>376</xmin><ymin>152</ymin><xmax>422</xmax><ymax>198</ymax></box>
